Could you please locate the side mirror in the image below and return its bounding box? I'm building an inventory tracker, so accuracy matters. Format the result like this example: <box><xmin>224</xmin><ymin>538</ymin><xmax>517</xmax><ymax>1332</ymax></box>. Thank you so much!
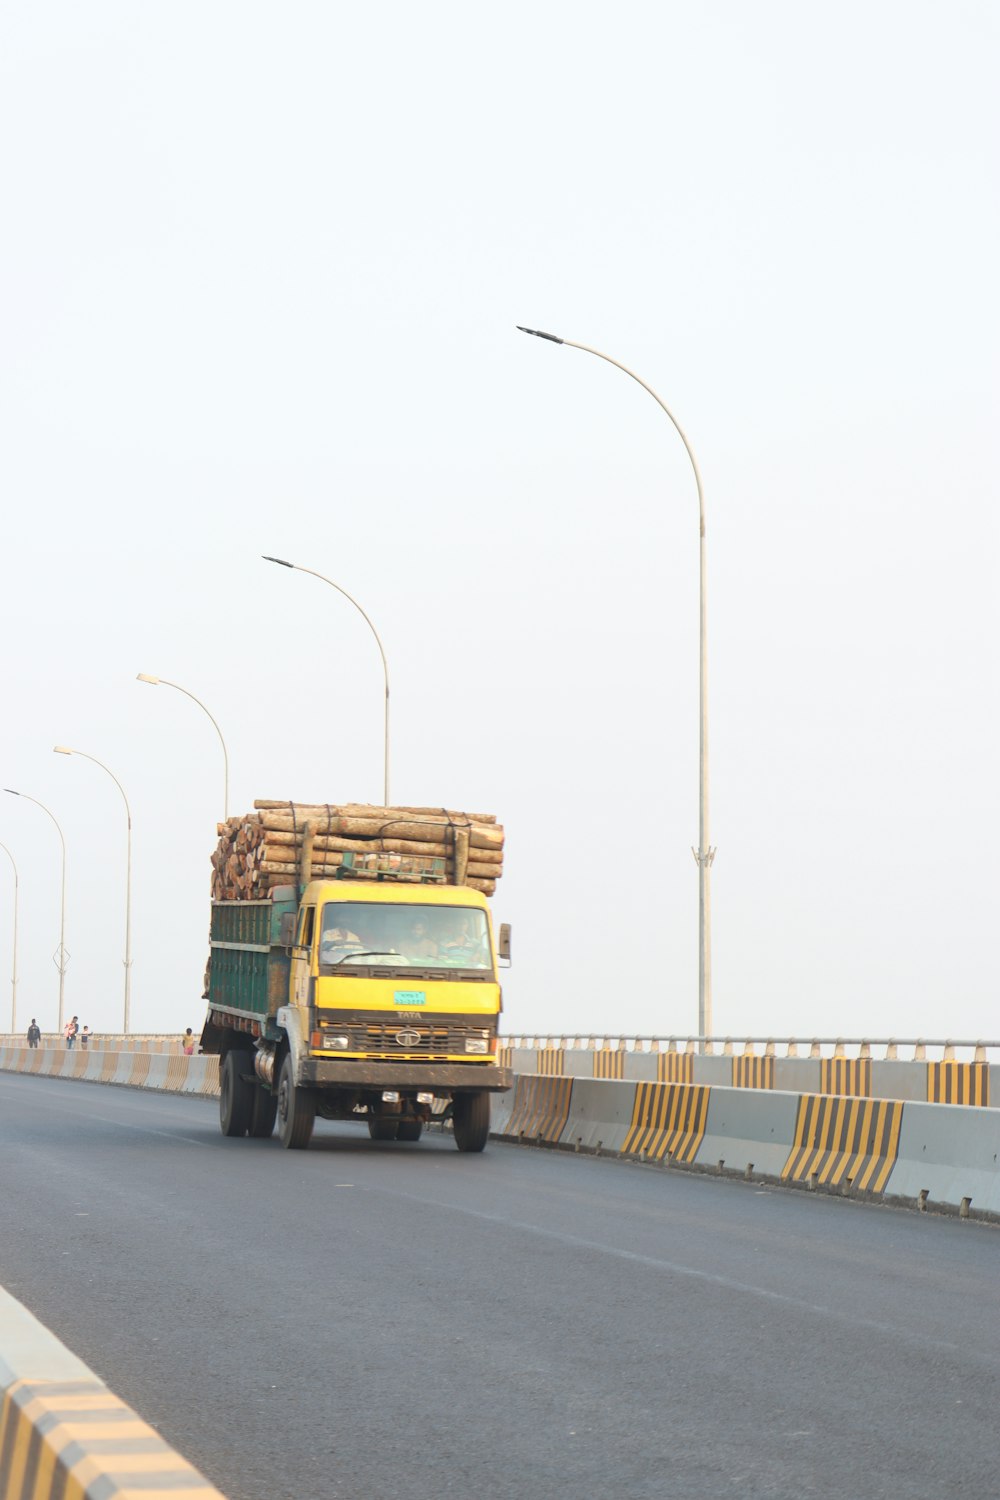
<box><xmin>498</xmin><ymin>923</ymin><xmax>512</xmax><ymax>963</ymax></box>
<box><xmin>279</xmin><ymin>911</ymin><xmax>296</xmax><ymax>946</ymax></box>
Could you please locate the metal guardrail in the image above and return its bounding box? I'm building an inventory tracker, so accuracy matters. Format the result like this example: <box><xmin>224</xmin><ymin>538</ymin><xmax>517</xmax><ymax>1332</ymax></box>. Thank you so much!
<box><xmin>500</xmin><ymin>1035</ymin><xmax>1000</xmax><ymax>1062</ymax></box>
<box><xmin>5</xmin><ymin>1032</ymin><xmax>997</xmax><ymax>1063</ymax></box>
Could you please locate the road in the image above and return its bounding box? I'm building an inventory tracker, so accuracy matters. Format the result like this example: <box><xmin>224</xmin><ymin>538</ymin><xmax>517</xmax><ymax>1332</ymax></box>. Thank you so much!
<box><xmin>2</xmin><ymin>1070</ymin><xmax>998</xmax><ymax>1499</ymax></box>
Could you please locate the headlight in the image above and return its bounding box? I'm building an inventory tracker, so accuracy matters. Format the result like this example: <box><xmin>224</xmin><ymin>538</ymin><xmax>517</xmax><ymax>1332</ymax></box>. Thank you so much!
<box><xmin>324</xmin><ymin>1034</ymin><xmax>350</xmax><ymax>1050</ymax></box>
<box><xmin>465</xmin><ymin>1038</ymin><xmax>489</xmax><ymax>1054</ymax></box>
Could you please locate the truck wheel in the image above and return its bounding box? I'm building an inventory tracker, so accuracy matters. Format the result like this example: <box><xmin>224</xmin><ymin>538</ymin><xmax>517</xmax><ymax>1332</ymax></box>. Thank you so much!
<box><xmin>249</xmin><ymin>1083</ymin><xmax>278</xmax><ymax>1139</ymax></box>
<box><xmin>368</xmin><ymin>1117</ymin><xmax>398</xmax><ymax>1142</ymax></box>
<box><xmin>277</xmin><ymin>1054</ymin><xmax>315</xmax><ymax>1150</ymax></box>
<box><xmin>396</xmin><ymin>1119</ymin><xmax>423</xmax><ymax>1143</ymax></box>
<box><xmin>220</xmin><ymin>1052</ymin><xmax>254</xmax><ymax>1137</ymax></box>
<box><xmin>453</xmin><ymin>1091</ymin><xmax>490</xmax><ymax>1153</ymax></box>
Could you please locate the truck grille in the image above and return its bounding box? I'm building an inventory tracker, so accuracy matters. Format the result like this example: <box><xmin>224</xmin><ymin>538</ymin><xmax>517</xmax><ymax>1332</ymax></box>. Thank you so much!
<box><xmin>320</xmin><ymin>1021</ymin><xmax>491</xmax><ymax>1056</ymax></box>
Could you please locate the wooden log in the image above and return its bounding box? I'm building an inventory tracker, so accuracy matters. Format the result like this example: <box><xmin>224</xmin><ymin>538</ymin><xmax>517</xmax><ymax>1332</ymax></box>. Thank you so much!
<box><xmin>254</xmin><ymin>800</ymin><xmax>496</xmax><ymax>825</ymax></box>
<box><xmin>454</xmin><ymin>827</ymin><xmax>470</xmax><ymax>886</ymax></box>
<box><xmin>256</xmin><ymin>828</ymin><xmax>504</xmax><ymax>866</ymax></box>
<box><xmin>256</xmin><ymin>811</ymin><xmax>503</xmax><ymax>850</ymax></box>
<box><xmin>299</xmin><ymin>821</ymin><xmax>315</xmax><ymax>896</ymax></box>
<box><xmin>259</xmin><ymin>857</ymin><xmax>500</xmax><ymax>882</ymax></box>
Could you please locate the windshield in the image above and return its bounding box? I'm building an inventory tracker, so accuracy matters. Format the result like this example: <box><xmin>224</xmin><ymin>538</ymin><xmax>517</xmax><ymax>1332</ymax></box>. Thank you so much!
<box><xmin>319</xmin><ymin>903</ymin><xmax>493</xmax><ymax>971</ymax></box>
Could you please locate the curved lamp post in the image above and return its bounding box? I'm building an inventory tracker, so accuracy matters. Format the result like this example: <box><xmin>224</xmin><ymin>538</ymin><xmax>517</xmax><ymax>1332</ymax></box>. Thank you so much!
<box><xmin>263</xmin><ymin>555</ymin><xmax>391</xmax><ymax>806</ymax></box>
<box><xmin>54</xmin><ymin>747</ymin><xmax>132</xmax><ymax>1033</ymax></box>
<box><xmin>3</xmin><ymin>790</ymin><xmax>68</xmax><ymax>1031</ymax></box>
<box><xmin>517</xmin><ymin>325</ymin><xmax>716</xmax><ymax>1041</ymax></box>
<box><xmin>136</xmin><ymin>674</ymin><xmax>230</xmax><ymax>820</ymax></box>
<box><xmin>0</xmin><ymin>841</ymin><xmax>18</xmax><ymax>1034</ymax></box>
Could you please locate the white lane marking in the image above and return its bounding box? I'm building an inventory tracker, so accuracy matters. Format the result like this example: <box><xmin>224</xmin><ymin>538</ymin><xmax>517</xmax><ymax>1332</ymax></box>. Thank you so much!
<box><xmin>372</xmin><ymin>1186</ymin><xmax>991</xmax><ymax>1365</ymax></box>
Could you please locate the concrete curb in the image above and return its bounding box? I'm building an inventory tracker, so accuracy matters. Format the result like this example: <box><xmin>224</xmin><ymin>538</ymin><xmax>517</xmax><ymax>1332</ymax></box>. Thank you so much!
<box><xmin>0</xmin><ymin>1046</ymin><xmax>220</xmax><ymax>1098</ymax></box>
<box><xmin>0</xmin><ymin>1287</ymin><xmax>226</xmax><ymax>1498</ymax></box>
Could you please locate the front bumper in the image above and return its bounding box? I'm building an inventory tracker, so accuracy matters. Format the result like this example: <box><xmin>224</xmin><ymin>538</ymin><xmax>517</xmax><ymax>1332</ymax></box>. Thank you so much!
<box><xmin>298</xmin><ymin>1060</ymin><xmax>512</xmax><ymax>1093</ymax></box>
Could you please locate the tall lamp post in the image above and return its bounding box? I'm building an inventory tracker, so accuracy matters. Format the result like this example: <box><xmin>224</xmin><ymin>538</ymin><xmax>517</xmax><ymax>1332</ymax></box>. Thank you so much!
<box><xmin>54</xmin><ymin>747</ymin><xmax>133</xmax><ymax>1033</ymax></box>
<box><xmin>136</xmin><ymin>675</ymin><xmax>230</xmax><ymax>819</ymax></box>
<box><xmin>517</xmin><ymin>325</ymin><xmax>716</xmax><ymax>1041</ymax></box>
<box><xmin>3</xmin><ymin>790</ymin><xmax>68</xmax><ymax>1031</ymax></box>
<box><xmin>0</xmin><ymin>841</ymin><xmax>18</xmax><ymax>1034</ymax></box>
<box><xmin>262</xmin><ymin>555</ymin><xmax>392</xmax><ymax>806</ymax></box>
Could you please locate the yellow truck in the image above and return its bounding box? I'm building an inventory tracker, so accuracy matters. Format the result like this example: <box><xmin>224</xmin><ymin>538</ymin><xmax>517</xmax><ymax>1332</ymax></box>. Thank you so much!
<box><xmin>200</xmin><ymin>862</ymin><xmax>512</xmax><ymax>1151</ymax></box>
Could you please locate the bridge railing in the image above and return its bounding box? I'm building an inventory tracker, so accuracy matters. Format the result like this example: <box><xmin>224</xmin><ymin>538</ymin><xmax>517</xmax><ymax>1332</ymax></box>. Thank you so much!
<box><xmin>3</xmin><ymin>1033</ymin><xmax>998</xmax><ymax>1062</ymax></box>
<box><xmin>0</xmin><ymin>1033</ymin><xmax>184</xmax><ymax>1053</ymax></box>
<box><xmin>500</xmin><ymin>1036</ymin><xmax>1000</xmax><ymax>1062</ymax></box>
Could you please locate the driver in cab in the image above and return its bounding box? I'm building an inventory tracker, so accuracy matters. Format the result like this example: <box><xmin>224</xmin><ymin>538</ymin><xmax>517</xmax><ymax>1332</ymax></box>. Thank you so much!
<box><xmin>320</xmin><ymin>919</ymin><xmax>362</xmax><ymax>964</ymax></box>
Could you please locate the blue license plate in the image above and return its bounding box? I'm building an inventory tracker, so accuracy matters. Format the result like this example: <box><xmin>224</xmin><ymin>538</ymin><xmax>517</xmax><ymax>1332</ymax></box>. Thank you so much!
<box><xmin>394</xmin><ymin>991</ymin><xmax>426</xmax><ymax>1006</ymax></box>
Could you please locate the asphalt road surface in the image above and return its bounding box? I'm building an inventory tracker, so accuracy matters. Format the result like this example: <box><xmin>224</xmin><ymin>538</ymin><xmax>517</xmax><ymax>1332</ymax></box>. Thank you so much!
<box><xmin>2</xmin><ymin>1071</ymin><xmax>999</xmax><ymax>1499</ymax></box>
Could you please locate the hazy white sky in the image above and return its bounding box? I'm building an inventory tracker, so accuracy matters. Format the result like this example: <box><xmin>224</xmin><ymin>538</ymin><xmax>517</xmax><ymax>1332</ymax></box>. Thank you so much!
<box><xmin>0</xmin><ymin>2</ymin><xmax>996</xmax><ymax>1043</ymax></box>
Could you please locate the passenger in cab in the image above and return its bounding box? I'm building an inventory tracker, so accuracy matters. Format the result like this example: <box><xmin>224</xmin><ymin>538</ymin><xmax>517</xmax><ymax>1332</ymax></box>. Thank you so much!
<box><xmin>403</xmin><ymin>918</ymin><xmax>438</xmax><ymax>960</ymax></box>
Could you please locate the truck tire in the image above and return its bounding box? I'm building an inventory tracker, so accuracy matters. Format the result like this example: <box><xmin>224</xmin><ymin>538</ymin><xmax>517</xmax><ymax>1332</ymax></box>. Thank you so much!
<box><xmin>396</xmin><ymin>1119</ymin><xmax>423</xmax><ymax>1142</ymax></box>
<box><xmin>276</xmin><ymin>1054</ymin><xmax>315</xmax><ymax>1150</ymax></box>
<box><xmin>220</xmin><ymin>1051</ymin><xmax>254</xmax><ymax>1137</ymax></box>
<box><xmin>452</xmin><ymin>1091</ymin><xmax>490</xmax><ymax>1153</ymax></box>
<box><xmin>249</xmin><ymin>1083</ymin><xmax>278</xmax><ymax>1139</ymax></box>
<box><xmin>368</xmin><ymin>1117</ymin><xmax>398</xmax><ymax>1142</ymax></box>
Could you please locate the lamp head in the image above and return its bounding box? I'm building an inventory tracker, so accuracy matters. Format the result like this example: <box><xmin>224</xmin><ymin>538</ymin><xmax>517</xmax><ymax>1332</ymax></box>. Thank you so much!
<box><xmin>3</xmin><ymin>789</ymin><xmax>20</xmax><ymax>796</ymax></box>
<box><xmin>136</xmin><ymin>673</ymin><xmax>159</xmax><ymax>685</ymax></box>
<box><xmin>262</xmin><ymin>554</ymin><xmax>294</xmax><ymax>568</ymax></box>
<box><xmin>53</xmin><ymin>746</ymin><xmax>73</xmax><ymax>756</ymax></box>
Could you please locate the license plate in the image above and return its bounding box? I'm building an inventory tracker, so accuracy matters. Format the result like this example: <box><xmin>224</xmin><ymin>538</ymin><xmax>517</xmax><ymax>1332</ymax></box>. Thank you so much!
<box><xmin>394</xmin><ymin>990</ymin><xmax>426</xmax><ymax>1006</ymax></box>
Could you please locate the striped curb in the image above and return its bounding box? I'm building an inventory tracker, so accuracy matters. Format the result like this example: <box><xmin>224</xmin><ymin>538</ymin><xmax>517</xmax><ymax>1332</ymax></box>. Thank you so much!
<box><xmin>0</xmin><ymin>1288</ymin><xmax>226</xmax><ymax>1499</ymax></box>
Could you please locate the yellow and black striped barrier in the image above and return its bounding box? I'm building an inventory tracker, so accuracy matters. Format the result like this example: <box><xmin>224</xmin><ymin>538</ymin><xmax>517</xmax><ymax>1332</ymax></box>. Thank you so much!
<box><xmin>927</xmin><ymin>1061</ymin><xmax>989</xmax><ymax>1107</ymax></box>
<box><xmin>733</xmin><ymin>1055</ymin><xmax>774</xmax><ymax>1090</ymax></box>
<box><xmin>593</xmin><ymin>1049</ymin><xmax>625</xmax><ymax>1080</ymax></box>
<box><xmin>782</xmin><ymin>1094</ymin><xmax>903</xmax><ymax>1194</ymax></box>
<box><xmin>656</xmin><ymin>1052</ymin><xmax>694</xmax><ymax>1085</ymax></box>
<box><xmin>504</xmin><ymin>1074</ymin><xmax>573</xmax><ymax>1143</ymax></box>
<box><xmin>819</xmin><ymin>1057</ymin><xmax>871</xmax><ymax>1097</ymax></box>
<box><xmin>537</xmin><ymin>1048</ymin><xmax>565</xmax><ymax>1077</ymax></box>
<box><xmin>622</xmin><ymin>1082</ymin><xmax>709</xmax><ymax>1164</ymax></box>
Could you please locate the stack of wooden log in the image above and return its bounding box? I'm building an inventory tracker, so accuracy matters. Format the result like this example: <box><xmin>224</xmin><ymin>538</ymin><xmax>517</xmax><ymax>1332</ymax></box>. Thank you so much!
<box><xmin>210</xmin><ymin>800</ymin><xmax>504</xmax><ymax>901</ymax></box>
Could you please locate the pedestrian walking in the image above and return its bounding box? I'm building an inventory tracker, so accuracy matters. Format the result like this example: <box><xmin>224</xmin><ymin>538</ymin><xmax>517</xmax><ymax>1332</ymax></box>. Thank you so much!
<box><xmin>26</xmin><ymin>1019</ymin><xmax>41</xmax><ymax>1049</ymax></box>
<box><xmin>181</xmin><ymin>1027</ymin><xmax>196</xmax><ymax>1056</ymax></box>
<box><xmin>63</xmin><ymin>1016</ymin><xmax>79</xmax><ymax>1049</ymax></box>
<box><xmin>80</xmin><ymin>1026</ymin><xmax>90</xmax><ymax>1048</ymax></box>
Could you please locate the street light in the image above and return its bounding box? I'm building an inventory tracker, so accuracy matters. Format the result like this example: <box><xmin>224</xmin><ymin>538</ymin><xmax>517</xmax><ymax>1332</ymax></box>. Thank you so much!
<box><xmin>0</xmin><ymin>841</ymin><xmax>18</xmax><ymax>1034</ymax></box>
<box><xmin>262</xmin><ymin>555</ymin><xmax>392</xmax><ymax>806</ymax></box>
<box><xmin>3</xmin><ymin>790</ymin><xmax>68</xmax><ymax>1030</ymax></box>
<box><xmin>517</xmin><ymin>325</ymin><xmax>716</xmax><ymax>1041</ymax></box>
<box><xmin>54</xmin><ymin>747</ymin><xmax>133</xmax><ymax>1033</ymax></box>
<box><xmin>136</xmin><ymin>674</ymin><xmax>230</xmax><ymax>819</ymax></box>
